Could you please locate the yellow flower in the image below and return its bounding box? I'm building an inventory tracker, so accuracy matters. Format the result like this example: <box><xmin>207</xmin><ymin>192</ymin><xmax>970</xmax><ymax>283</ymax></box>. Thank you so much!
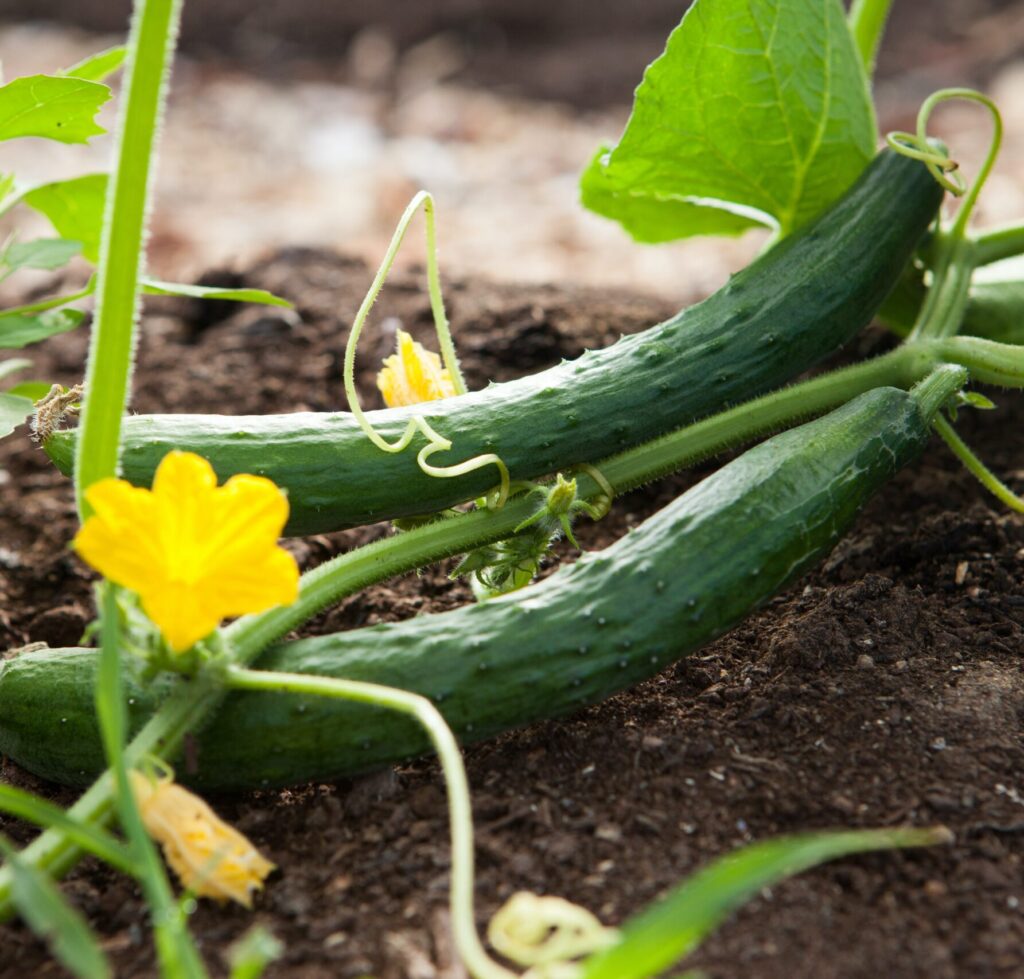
<box><xmin>129</xmin><ymin>771</ymin><xmax>274</xmax><ymax>907</ymax></box>
<box><xmin>74</xmin><ymin>451</ymin><xmax>299</xmax><ymax>652</ymax></box>
<box><xmin>377</xmin><ymin>330</ymin><xmax>457</xmax><ymax>407</ymax></box>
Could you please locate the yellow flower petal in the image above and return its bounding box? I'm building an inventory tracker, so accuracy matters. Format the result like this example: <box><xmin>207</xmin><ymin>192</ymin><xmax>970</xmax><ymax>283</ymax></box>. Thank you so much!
<box><xmin>74</xmin><ymin>450</ymin><xmax>298</xmax><ymax>653</ymax></box>
<box><xmin>139</xmin><ymin>581</ymin><xmax>224</xmax><ymax>653</ymax></box>
<box><xmin>74</xmin><ymin>479</ymin><xmax>163</xmax><ymax>595</ymax></box>
<box><xmin>130</xmin><ymin>771</ymin><xmax>274</xmax><ymax>908</ymax></box>
<box><xmin>197</xmin><ymin>474</ymin><xmax>292</xmax><ymax>577</ymax></box>
<box><xmin>152</xmin><ymin>451</ymin><xmax>219</xmax><ymax>584</ymax></box>
<box><xmin>200</xmin><ymin>548</ymin><xmax>299</xmax><ymax>619</ymax></box>
<box><xmin>377</xmin><ymin>330</ymin><xmax>457</xmax><ymax>407</ymax></box>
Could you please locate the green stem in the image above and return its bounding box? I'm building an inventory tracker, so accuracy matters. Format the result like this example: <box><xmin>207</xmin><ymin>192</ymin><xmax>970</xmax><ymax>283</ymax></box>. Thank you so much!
<box><xmin>933</xmin><ymin>414</ymin><xmax>1024</xmax><ymax>511</ymax></box>
<box><xmin>972</xmin><ymin>222</ymin><xmax>1024</xmax><ymax>266</ymax></box>
<box><xmin>848</xmin><ymin>0</ymin><xmax>895</xmax><ymax>78</ymax></box>
<box><xmin>97</xmin><ymin>587</ymin><xmax>208</xmax><ymax>978</ymax></box>
<box><xmin>5</xmin><ymin>333</ymin><xmax>1024</xmax><ymax>917</ymax></box>
<box><xmin>909</xmin><ymin>234</ymin><xmax>978</xmax><ymax>341</ymax></box>
<box><xmin>73</xmin><ymin>0</ymin><xmax>181</xmax><ymax>519</ymax></box>
<box><xmin>223</xmin><ymin>667</ymin><xmax>516</xmax><ymax>979</ymax></box>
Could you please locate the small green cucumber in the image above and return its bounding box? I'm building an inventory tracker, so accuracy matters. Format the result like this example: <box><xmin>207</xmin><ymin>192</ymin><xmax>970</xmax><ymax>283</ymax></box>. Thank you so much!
<box><xmin>2</xmin><ymin>375</ymin><xmax>961</xmax><ymax>790</ymax></box>
<box><xmin>44</xmin><ymin>151</ymin><xmax>943</xmax><ymax>535</ymax></box>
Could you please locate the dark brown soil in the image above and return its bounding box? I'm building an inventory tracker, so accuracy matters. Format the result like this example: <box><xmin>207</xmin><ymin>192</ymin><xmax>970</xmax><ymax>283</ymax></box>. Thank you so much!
<box><xmin>1</xmin><ymin>249</ymin><xmax>1023</xmax><ymax>978</ymax></box>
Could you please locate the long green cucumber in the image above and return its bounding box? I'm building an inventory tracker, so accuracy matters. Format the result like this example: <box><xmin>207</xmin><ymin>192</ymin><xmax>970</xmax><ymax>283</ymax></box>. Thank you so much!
<box><xmin>44</xmin><ymin>151</ymin><xmax>942</xmax><ymax>535</ymax></box>
<box><xmin>3</xmin><ymin>374</ymin><xmax>960</xmax><ymax>790</ymax></box>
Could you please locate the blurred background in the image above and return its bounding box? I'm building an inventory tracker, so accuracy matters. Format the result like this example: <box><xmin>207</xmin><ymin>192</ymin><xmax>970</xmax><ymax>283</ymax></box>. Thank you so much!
<box><xmin>1</xmin><ymin>0</ymin><xmax>1023</xmax><ymax>306</ymax></box>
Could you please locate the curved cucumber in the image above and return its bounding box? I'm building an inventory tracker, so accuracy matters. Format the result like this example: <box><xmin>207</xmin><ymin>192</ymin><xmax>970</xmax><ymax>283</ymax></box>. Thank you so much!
<box><xmin>44</xmin><ymin>151</ymin><xmax>942</xmax><ymax>535</ymax></box>
<box><xmin>4</xmin><ymin>382</ymin><xmax>950</xmax><ymax>790</ymax></box>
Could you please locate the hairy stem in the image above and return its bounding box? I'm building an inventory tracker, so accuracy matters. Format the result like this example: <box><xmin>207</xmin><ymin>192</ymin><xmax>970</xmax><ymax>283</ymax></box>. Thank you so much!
<box><xmin>973</xmin><ymin>222</ymin><xmax>1024</xmax><ymax>266</ymax></box>
<box><xmin>73</xmin><ymin>0</ymin><xmax>180</xmax><ymax>517</ymax></box>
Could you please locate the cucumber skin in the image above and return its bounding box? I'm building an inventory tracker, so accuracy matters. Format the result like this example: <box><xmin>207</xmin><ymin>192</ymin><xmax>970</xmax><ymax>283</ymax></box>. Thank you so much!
<box><xmin>45</xmin><ymin>152</ymin><xmax>942</xmax><ymax>535</ymax></box>
<box><xmin>3</xmin><ymin>387</ymin><xmax>931</xmax><ymax>791</ymax></box>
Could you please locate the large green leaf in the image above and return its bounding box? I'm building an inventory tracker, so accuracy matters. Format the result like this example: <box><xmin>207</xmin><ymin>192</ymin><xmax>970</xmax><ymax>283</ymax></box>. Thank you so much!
<box><xmin>0</xmin><ymin>75</ymin><xmax>110</xmax><ymax>144</ymax></box>
<box><xmin>0</xmin><ymin>837</ymin><xmax>111</xmax><ymax>979</ymax></box>
<box><xmin>23</xmin><ymin>175</ymin><xmax>106</xmax><ymax>263</ymax></box>
<box><xmin>582</xmin><ymin>0</ymin><xmax>877</xmax><ymax>241</ymax></box>
<box><xmin>3</xmin><ymin>238</ymin><xmax>83</xmax><ymax>273</ymax></box>
<box><xmin>581</xmin><ymin>827</ymin><xmax>950</xmax><ymax>979</ymax></box>
<box><xmin>0</xmin><ymin>309</ymin><xmax>85</xmax><ymax>349</ymax></box>
<box><xmin>580</xmin><ymin>147</ymin><xmax>756</xmax><ymax>244</ymax></box>
<box><xmin>0</xmin><ymin>392</ymin><xmax>33</xmax><ymax>438</ymax></box>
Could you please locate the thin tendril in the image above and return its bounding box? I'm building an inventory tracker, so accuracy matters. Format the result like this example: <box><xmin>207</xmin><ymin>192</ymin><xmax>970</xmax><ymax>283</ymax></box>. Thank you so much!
<box><xmin>886</xmin><ymin>88</ymin><xmax>1003</xmax><ymax>233</ymax></box>
<box><xmin>343</xmin><ymin>191</ymin><xmax>509</xmax><ymax>508</ymax></box>
<box><xmin>934</xmin><ymin>414</ymin><xmax>1024</xmax><ymax>512</ymax></box>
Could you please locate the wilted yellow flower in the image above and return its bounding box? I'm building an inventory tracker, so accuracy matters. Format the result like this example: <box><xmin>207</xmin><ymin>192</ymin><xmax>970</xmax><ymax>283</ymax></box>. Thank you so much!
<box><xmin>74</xmin><ymin>451</ymin><xmax>299</xmax><ymax>652</ymax></box>
<box><xmin>129</xmin><ymin>771</ymin><xmax>274</xmax><ymax>907</ymax></box>
<box><xmin>377</xmin><ymin>330</ymin><xmax>457</xmax><ymax>407</ymax></box>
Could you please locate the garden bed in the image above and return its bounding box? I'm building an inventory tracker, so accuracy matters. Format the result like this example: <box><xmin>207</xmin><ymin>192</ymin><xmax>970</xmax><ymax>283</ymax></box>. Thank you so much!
<box><xmin>1</xmin><ymin>249</ymin><xmax>1022</xmax><ymax>978</ymax></box>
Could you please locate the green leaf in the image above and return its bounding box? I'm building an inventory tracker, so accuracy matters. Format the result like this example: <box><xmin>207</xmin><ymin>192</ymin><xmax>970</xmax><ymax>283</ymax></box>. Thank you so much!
<box><xmin>59</xmin><ymin>46</ymin><xmax>127</xmax><ymax>83</ymax></box>
<box><xmin>0</xmin><ymin>786</ymin><xmax>133</xmax><ymax>873</ymax></box>
<box><xmin>581</xmin><ymin>827</ymin><xmax>951</xmax><ymax>979</ymax></box>
<box><xmin>228</xmin><ymin>925</ymin><xmax>285</xmax><ymax>979</ymax></box>
<box><xmin>143</xmin><ymin>278</ymin><xmax>293</xmax><ymax>308</ymax></box>
<box><xmin>3</xmin><ymin>237</ymin><xmax>83</xmax><ymax>272</ymax></box>
<box><xmin>0</xmin><ymin>392</ymin><xmax>33</xmax><ymax>438</ymax></box>
<box><xmin>8</xmin><ymin>381</ymin><xmax>53</xmax><ymax>402</ymax></box>
<box><xmin>0</xmin><ymin>75</ymin><xmax>110</xmax><ymax>144</ymax></box>
<box><xmin>0</xmin><ymin>836</ymin><xmax>111</xmax><ymax>979</ymax></box>
<box><xmin>582</xmin><ymin>0</ymin><xmax>876</xmax><ymax>241</ymax></box>
<box><xmin>580</xmin><ymin>147</ymin><xmax>757</xmax><ymax>244</ymax></box>
<box><xmin>0</xmin><ymin>308</ymin><xmax>84</xmax><ymax>349</ymax></box>
<box><xmin>23</xmin><ymin>175</ymin><xmax>107</xmax><ymax>263</ymax></box>
<box><xmin>0</xmin><ymin>357</ymin><xmax>31</xmax><ymax>381</ymax></box>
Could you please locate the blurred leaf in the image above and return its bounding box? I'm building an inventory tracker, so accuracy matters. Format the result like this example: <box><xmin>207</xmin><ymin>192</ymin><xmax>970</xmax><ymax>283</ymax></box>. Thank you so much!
<box><xmin>143</xmin><ymin>278</ymin><xmax>293</xmax><ymax>308</ymax></box>
<box><xmin>4</xmin><ymin>237</ymin><xmax>83</xmax><ymax>272</ymax></box>
<box><xmin>0</xmin><ymin>309</ymin><xmax>85</xmax><ymax>349</ymax></box>
<box><xmin>8</xmin><ymin>381</ymin><xmax>53</xmax><ymax>401</ymax></box>
<box><xmin>0</xmin><ymin>172</ymin><xmax>16</xmax><ymax>211</ymax></box>
<box><xmin>0</xmin><ymin>785</ymin><xmax>133</xmax><ymax>873</ymax></box>
<box><xmin>582</xmin><ymin>827</ymin><xmax>951</xmax><ymax>979</ymax></box>
<box><xmin>0</xmin><ymin>836</ymin><xmax>111</xmax><ymax>979</ymax></box>
<box><xmin>0</xmin><ymin>392</ymin><xmax>33</xmax><ymax>438</ymax></box>
<box><xmin>581</xmin><ymin>0</ymin><xmax>875</xmax><ymax>241</ymax></box>
<box><xmin>0</xmin><ymin>357</ymin><xmax>31</xmax><ymax>381</ymax></box>
<box><xmin>0</xmin><ymin>75</ymin><xmax>110</xmax><ymax>144</ymax></box>
<box><xmin>59</xmin><ymin>46</ymin><xmax>127</xmax><ymax>83</ymax></box>
<box><xmin>228</xmin><ymin>925</ymin><xmax>284</xmax><ymax>979</ymax></box>
<box><xmin>23</xmin><ymin>175</ymin><xmax>106</xmax><ymax>263</ymax></box>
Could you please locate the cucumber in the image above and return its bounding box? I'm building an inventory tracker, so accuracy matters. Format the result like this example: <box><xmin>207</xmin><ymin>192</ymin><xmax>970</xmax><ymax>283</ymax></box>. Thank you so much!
<box><xmin>3</xmin><ymin>378</ymin><xmax>956</xmax><ymax>790</ymax></box>
<box><xmin>44</xmin><ymin>151</ymin><xmax>943</xmax><ymax>535</ymax></box>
